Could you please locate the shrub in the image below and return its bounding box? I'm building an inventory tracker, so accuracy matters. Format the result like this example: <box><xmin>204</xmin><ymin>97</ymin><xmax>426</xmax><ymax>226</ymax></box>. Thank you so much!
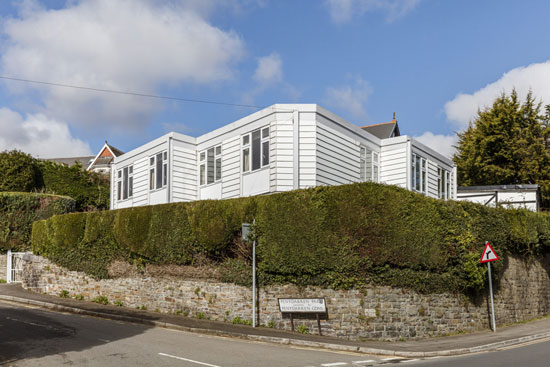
<box><xmin>1</xmin><ymin>192</ymin><xmax>75</xmax><ymax>252</ymax></box>
<box><xmin>196</xmin><ymin>312</ymin><xmax>205</xmax><ymax>319</ymax></box>
<box><xmin>296</xmin><ymin>324</ymin><xmax>309</xmax><ymax>334</ymax></box>
<box><xmin>0</xmin><ymin>150</ymin><xmax>41</xmax><ymax>192</ymax></box>
<box><xmin>31</xmin><ymin>181</ymin><xmax>550</xmax><ymax>294</ymax></box>
<box><xmin>75</xmin><ymin>294</ymin><xmax>84</xmax><ymax>300</ymax></box>
<box><xmin>232</xmin><ymin>316</ymin><xmax>252</xmax><ymax>325</ymax></box>
<box><xmin>59</xmin><ymin>290</ymin><xmax>70</xmax><ymax>298</ymax></box>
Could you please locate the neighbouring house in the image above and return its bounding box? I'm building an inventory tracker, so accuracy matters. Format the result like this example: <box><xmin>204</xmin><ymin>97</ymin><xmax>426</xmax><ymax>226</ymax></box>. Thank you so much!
<box><xmin>361</xmin><ymin>113</ymin><xmax>401</xmax><ymax>139</ymax></box>
<box><xmin>42</xmin><ymin>141</ymin><xmax>123</xmax><ymax>175</ymax></box>
<box><xmin>110</xmin><ymin>104</ymin><xmax>457</xmax><ymax>209</ymax></box>
<box><xmin>457</xmin><ymin>185</ymin><xmax>541</xmax><ymax>212</ymax></box>
<box><xmin>86</xmin><ymin>141</ymin><xmax>124</xmax><ymax>174</ymax></box>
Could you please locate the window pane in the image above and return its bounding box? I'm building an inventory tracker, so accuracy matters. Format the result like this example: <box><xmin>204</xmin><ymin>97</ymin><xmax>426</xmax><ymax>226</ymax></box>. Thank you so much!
<box><xmin>252</xmin><ymin>130</ymin><xmax>261</xmax><ymax>170</ymax></box>
<box><xmin>123</xmin><ymin>167</ymin><xmax>128</xmax><ymax>200</ymax></box>
<box><xmin>373</xmin><ymin>165</ymin><xmax>379</xmax><ymax>183</ymax></box>
<box><xmin>163</xmin><ymin>163</ymin><xmax>167</xmax><ymax>186</ymax></box>
<box><xmin>422</xmin><ymin>171</ymin><xmax>426</xmax><ymax>193</ymax></box>
<box><xmin>150</xmin><ymin>169</ymin><xmax>155</xmax><ymax>190</ymax></box>
<box><xmin>415</xmin><ymin>157</ymin><xmax>421</xmax><ymax>191</ymax></box>
<box><xmin>117</xmin><ymin>170</ymin><xmax>121</xmax><ymax>178</ymax></box>
<box><xmin>200</xmin><ymin>164</ymin><xmax>205</xmax><ymax>185</ymax></box>
<box><xmin>129</xmin><ymin>177</ymin><xmax>133</xmax><ymax>197</ymax></box>
<box><xmin>164</xmin><ymin>152</ymin><xmax>167</xmax><ymax>161</ymax></box>
<box><xmin>200</xmin><ymin>152</ymin><xmax>205</xmax><ymax>161</ymax></box>
<box><xmin>129</xmin><ymin>166</ymin><xmax>133</xmax><ymax>174</ymax></box>
<box><xmin>262</xmin><ymin>140</ymin><xmax>269</xmax><ymax>166</ymax></box>
<box><xmin>150</xmin><ymin>157</ymin><xmax>154</xmax><ymax>166</ymax></box>
<box><xmin>243</xmin><ymin>148</ymin><xmax>250</xmax><ymax>172</ymax></box>
<box><xmin>243</xmin><ymin>135</ymin><xmax>249</xmax><ymax>145</ymax></box>
<box><xmin>207</xmin><ymin>148</ymin><xmax>215</xmax><ymax>184</ymax></box>
<box><xmin>215</xmin><ymin>158</ymin><xmax>221</xmax><ymax>181</ymax></box>
<box><xmin>156</xmin><ymin>153</ymin><xmax>163</xmax><ymax>188</ymax></box>
<box><xmin>216</xmin><ymin>146</ymin><xmax>221</xmax><ymax>155</ymax></box>
<box><xmin>373</xmin><ymin>152</ymin><xmax>379</xmax><ymax>163</ymax></box>
<box><xmin>117</xmin><ymin>181</ymin><xmax>121</xmax><ymax>201</ymax></box>
<box><xmin>262</xmin><ymin>127</ymin><xmax>269</xmax><ymax>138</ymax></box>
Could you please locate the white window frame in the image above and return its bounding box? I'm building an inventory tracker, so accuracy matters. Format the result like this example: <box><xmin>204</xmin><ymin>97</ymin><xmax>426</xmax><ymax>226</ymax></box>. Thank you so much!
<box><xmin>199</xmin><ymin>145</ymin><xmax>222</xmax><ymax>186</ymax></box>
<box><xmin>242</xmin><ymin>126</ymin><xmax>270</xmax><ymax>173</ymax></box>
<box><xmin>360</xmin><ymin>146</ymin><xmax>379</xmax><ymax>183</ymax></box>
<box><xmin>149</xmin><ymin>151</ymin><xmax>168</xmax><ymax>191</ymax></box>
<box><xmin>438</xmin><ymin>167</ymin><xmax>450</xmax><ymax>200</ymax></box>
<box><xmin>117</xmin><ymin>165</ymin><xmax>133</xmax><ymax>201</ymax></box>
<box><xmin>412</xmin><ymin>153</ymin><xmax>426</xmax><ymax>193</ymax></box>
<box><xmin>372</xmin><ymin>151</ymin><xmax>380</xmax><ymax>183</ymax></box>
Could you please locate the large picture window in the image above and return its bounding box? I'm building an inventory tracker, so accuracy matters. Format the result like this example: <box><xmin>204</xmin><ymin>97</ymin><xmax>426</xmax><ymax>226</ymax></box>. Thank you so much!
<box><xmin>242</xmin><ymin>127</ymin><xmax>269</xmax><ymax>172</ymax></box>
<box><xmin>200</xmin><ymin>145</ymin><xmax>222</xmax><ymax>185</ymax></box>
<box><xmin>117</xmin><ymin>165</ymin><xmax>133</xmax><ymax>201</ymax></box>
<box><xmin>150</xmin><ymin>151</ymin><xmax>167</xmax><ymax>191</ymax></box>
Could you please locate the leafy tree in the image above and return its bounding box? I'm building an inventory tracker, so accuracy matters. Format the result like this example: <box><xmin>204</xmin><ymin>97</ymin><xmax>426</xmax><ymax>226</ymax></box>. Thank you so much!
<box><xmin>0</xmin><ymin>150</ymin><xmax>42</xmax><ymax>192</ymax></box>
<box><xmin>454</xmin><ymin>90</ymin><xmax>550</xmax><ymax>206</ymax></box>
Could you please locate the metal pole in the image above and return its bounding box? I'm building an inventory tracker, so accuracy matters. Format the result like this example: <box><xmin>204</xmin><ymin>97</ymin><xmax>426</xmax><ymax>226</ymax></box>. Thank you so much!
<box><xmin>488</xmin><ymin>262</ymin><xmax>496</xmax><ymax>332</ymax></box>
<box><xmin>252</xmin><ymin>219</ymin><xmax>256</xmax><ymax>328</ymax></box>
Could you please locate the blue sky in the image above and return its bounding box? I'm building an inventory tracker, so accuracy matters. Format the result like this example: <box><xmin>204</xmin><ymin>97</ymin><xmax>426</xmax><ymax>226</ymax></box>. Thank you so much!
<box><xmin>1</xmin><ymin>0</ymin><xmax>550</xmax><ymax>158</ymax></box>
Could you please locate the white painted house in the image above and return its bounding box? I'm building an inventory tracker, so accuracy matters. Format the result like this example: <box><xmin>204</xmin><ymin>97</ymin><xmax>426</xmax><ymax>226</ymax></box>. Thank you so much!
<box><xmin>457</xmin><ymin>185</ymin><xmax>541</xmax><ymax>212</ymax></box>
<box><xmin>111</xmin><ymin>104</ymin><xmax>456</xmax><ymax>209</ymax></box>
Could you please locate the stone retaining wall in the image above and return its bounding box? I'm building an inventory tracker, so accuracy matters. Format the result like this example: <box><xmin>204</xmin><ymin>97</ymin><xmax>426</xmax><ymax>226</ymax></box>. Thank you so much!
<box><xmin>21</xmin><ymin>254</ymin><xmax>550</xmax><ymax>341</ymax></box>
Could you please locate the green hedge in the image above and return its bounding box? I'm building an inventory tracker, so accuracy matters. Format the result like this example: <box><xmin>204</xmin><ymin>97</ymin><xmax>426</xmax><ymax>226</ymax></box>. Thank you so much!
<box><xmin>1</xmin><ymin>192</ymin><xmax>76</xmax><ymax>252</ymax></box>
<box><xmin>32</xmin><ymin>182</ymin><xmax>550</xmax><ymax>293</ymax></box>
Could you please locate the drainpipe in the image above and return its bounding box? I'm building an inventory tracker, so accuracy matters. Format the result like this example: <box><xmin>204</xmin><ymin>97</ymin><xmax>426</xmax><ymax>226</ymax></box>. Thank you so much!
<box><xmin>167</xmin><ymin>135</ymin><xmax>173</xmax><ymax>203</ymax></box>
<box><xmin>293</xmin><ymin>110</ymin><xmax>300</xmax><ymax>190</ymax></box>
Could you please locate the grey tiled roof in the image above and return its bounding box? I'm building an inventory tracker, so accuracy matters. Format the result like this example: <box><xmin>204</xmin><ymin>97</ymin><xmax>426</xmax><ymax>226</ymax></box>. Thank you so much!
<box><xmin>43</xmin><ymin>156</ymin><xmax>95</xmax><ymax>167</ymax></box>
<box><xmin>361</xmin><ymin>121</ymin><xmax>400</xmax><ymax>139</ymax></box>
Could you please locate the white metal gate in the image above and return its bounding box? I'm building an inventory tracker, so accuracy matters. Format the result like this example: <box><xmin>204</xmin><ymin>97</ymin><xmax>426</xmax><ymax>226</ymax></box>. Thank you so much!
<box><xmin>6</xmin><ymin>250</ymin><xmax>26</xmax><ymax>283</ymax></box>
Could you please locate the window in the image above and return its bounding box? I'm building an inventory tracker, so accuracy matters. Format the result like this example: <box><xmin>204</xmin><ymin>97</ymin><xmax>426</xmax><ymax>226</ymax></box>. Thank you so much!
<box><xmin>372</xmin><ymin>152</ymin><xmax>380</xmax><ymax>183</ymax></box>
<box><xmin>439</xmin><ymin>167</ymin><xmax>450</xmax><ymax>199</ymax></box>
<box><xmin>199</xmin><ymin>145</ymin><xmax>222</xmax><ymax>186</ymax></box>
<box><xmin>117</xmin><ymin>165</ymin><xmax>133</xmax><ymax>201</ymax></box>
<box><xmin>412</xmin><ymin>154</ymin><xmax>426</xmax><ymax>193</ymax></box>
<box><xmin>150</xmin><ymin>151</ymin><xmax>167</xmax><ymax>191</ymax></box>
<box><xmin>242</xmin><ymin>127</ymin><xmax>269</xmax><ymax>172</ymax></box>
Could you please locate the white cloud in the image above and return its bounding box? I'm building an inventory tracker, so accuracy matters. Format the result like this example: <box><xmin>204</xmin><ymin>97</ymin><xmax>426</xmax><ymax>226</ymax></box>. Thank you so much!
<box><xmin>445</xmin><ymin>61</ymin><xmax>550</xmax><ymax>129</ymax></box>
<box><xmin>1</xmin><ymin>0</ymin><xmax>245</xmax><ymax>133</ymax></box>
<box><xmin>325</xmin><ymin>0</ymin><xmax>420</xmax><ymax>24</ymax></box>
<box><xmin>324</xmin><ymin>76</ymin><xmax>372</xmax><ymax>120</ymax></box>
<box><xmin>0</xmin><ymin>108</ymin><xmax>92</xmax><ymax>158</ymax></box>
<box><xmin>414</xmin><ymin>132</ymin><xmax>458</xmax><ymax>159</ymax></box>
<box><xmin>253</xmin><ymin>53</ymin><xmax>283</xmax><ymax>86</ymax></box>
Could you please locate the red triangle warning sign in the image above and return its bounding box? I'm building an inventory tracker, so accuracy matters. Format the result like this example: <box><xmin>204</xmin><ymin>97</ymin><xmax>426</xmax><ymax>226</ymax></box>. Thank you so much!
<box><xmin>480</xmin><ymin>241</ymin><xmax>499</xmax><ymax>263</ymax></box>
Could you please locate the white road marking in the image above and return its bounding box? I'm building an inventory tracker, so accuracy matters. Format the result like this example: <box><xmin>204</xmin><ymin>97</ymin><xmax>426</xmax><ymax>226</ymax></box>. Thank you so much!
<box><xmin>352</xmin><ymin>360</ymin><xmax>375</xmax><ymax>365</ymax></box>
<box><xmin>401</xmin><ymin>359</ymin><xmax>419</xmax><ymax>363</ymax></box>
<box><xmin>381</xmin><ymin>357</ymin><xmax>403</xmax><ymax>362</ymax></box>
<box><xmin>158</xmin><ymin>352</ymin><xmax>222</xmax><ymax>367</ymax></box>
<box><xmin>321</xmin><ymin>363</ymin><xmax>348</xmax><ymax>366</ymax></box>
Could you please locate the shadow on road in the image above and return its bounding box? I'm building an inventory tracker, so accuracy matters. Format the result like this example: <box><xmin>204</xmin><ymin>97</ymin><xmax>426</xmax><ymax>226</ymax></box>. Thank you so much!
<box><xmin>0</xmin><ymin>301</ymin><xmax>150</xmax><ymax>364</ymax></box>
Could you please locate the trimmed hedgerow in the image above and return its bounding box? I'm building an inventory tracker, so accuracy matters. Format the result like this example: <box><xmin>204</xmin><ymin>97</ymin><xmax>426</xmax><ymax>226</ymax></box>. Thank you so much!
<box><xmin>32</xmin><ymin>182</ymin><xmax>550</xmax><ymax>294</ymax></box>
<box><xmin>0</xmin><ymin>192</ymin><xmax>75</xmax><ymax>252</ymax></box>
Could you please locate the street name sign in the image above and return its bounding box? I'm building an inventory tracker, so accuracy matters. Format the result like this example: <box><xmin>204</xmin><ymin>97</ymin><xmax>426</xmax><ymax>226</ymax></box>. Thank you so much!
<box><xmin>278</xmin><ymin>298</ymin><xmax>326</xmax><ymax>313</ymax></box>
<box><xmin>480</xmin><ymin>241</ymin><xmax>499</xmax><ymax>263</ymax></box>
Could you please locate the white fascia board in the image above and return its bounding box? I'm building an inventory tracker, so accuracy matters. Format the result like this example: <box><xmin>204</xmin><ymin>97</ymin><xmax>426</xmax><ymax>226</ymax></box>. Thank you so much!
<box><xmin>86</xmin><ymin>142</ymin><xmax>110</xmax><ymax>171</ymax></box>
<box><xmin>195</xmin><ymin>104</ymin><xmax>314</xmax><ymax>148</ymax></box>
<box><xmin>380</xmin><ymin>135</ymin><xmax>409</xmax><ymax>147</ymax></box>
<box><xmin>315</xmin><ymin>104</ymin><xmax>382</xmax><ymax>148</ymax></box>
<box><xmin>409</xmin><ymin>136</ymin><xmax>454</xmax><ymax>168</ymax></box>
<box><xmin>114</xmin><ymin>132</ymin><xmax>196</xmax><ymax>166</ymax></box>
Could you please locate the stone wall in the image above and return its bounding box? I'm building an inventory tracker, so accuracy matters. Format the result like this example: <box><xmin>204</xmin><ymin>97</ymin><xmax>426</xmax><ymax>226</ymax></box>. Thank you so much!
<box><xmin>0</xmin><ymin>254</ymin><xmax>6</xmax><ymax>281</ymax></box>
<box><xmin>21</xmin><ymin>254</ymin><xmax>550</xmax><ymax>341</ymax></box>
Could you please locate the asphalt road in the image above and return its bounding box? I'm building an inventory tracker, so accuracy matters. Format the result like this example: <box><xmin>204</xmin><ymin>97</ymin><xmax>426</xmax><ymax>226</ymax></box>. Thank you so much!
<box><xmin>1</xmin><ymin>300</ymin><xmax>549</xmax><ymax>367</ymax></box>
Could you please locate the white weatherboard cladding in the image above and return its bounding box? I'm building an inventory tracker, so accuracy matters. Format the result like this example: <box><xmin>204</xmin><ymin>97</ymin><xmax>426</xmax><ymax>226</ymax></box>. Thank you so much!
<box><xmin>271</xmin><ymin>118</ymin><xmax>294</xmax><ymax>192</ymax></box>
<box><xmin>299</xmin><ymin>116</ymin><xmax>316</xmax><ymax>188</ymax></box>
<box><xmin>242</xmin><ymin>168</ymin><xmax>270</xmax><ymax>196</ymax></box>
<box><xmin>200</xmin><ymin>182</ymin><xmax>222</xmax><ymax>200</ymax></box>
<box><xmin>132</xmin><ymin>157</ymin><xmax>149</xmax><ymax>206</ymax></box>
<box><xmin>316</xmin><ymin>121</ymin><xmax>360</xmax><ymax>186</ymax></box>
<box><xmin>457</xmin><ymin>190</ymin><xmax>538</xmax><ymax>211</ymax></box>
<box><xmin>172</xmin><ymin>145</ymin><xmax>197</xmax><ymax>202</ymax></box>
<box><xmin>380</xmin><ymin>139</ymin><xmax>408</xmax><ymax>189</ymax></box>
<box><xmin>427</xmin><ymin>158</ymin><xmax>439</xmax><ymax>198</ymax></box>
<box><xmin>221</xmin><ymin>135</ymin><xmax>240</xmax><ymax>199</ymax></box>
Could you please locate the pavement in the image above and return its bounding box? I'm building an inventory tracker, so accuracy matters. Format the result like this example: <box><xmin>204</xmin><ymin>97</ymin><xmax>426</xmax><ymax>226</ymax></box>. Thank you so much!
<box><xmin>1</xmin><ymin>283</ymin><xmax>549</xmax><ymax>358</ymax></box>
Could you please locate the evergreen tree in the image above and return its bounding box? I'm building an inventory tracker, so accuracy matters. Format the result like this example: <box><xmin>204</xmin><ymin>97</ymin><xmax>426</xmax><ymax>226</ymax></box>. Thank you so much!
<box><xmin>454</xmin><ymin>90</ymin><xmax>550</xmax><ymax>207</ymax></box>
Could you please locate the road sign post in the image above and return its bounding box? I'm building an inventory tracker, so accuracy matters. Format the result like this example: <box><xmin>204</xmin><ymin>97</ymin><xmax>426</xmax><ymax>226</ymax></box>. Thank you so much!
<box><xmin>480</xmin><ymin>241</ymin><xmax>499</xmax><ymax>332</ymax></box>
